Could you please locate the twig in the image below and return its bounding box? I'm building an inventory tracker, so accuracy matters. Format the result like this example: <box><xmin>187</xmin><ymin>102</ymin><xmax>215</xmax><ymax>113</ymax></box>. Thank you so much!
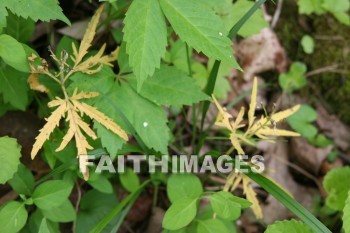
<box><xmin>306</xmin><ymin>64</ymin><xmax>339</xmax><ymax>77</ymax></box>
<box><xmin>271</xmin><ymin>0</ymin><xmax>284</xmax><ymax>28</ymax></box>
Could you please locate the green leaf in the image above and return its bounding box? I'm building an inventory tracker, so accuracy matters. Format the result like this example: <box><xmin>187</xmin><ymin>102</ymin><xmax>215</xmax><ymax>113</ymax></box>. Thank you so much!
<box><xmin>301</xmin><ymin>35</ymin><xmax>315</xmax><ymax>54</ymax></box>
<box><xmin>3</xmin><ymin>10</ymin><xmax>35</xmax><ymax>43</ymax></box>
<box><xmin>2</xmin><ymin>0</ymin><xmax>70</xmax><ymax>25</ymax></box>
<box><xmin>279</xmin><ymin>62</ymin><xmax>307</xmax><ymax>93</ymax></box>
<box><xmin>297</xmin><ymin>0</ymin><xmax>325</xmax><ymax>15</ymax></box>
<box><xmin>123</xmin><ymin>0</ymin><xmax>167</xmax><ymax>89</ymax></box>
<box><xmin>119</xmin><ymin>167</ymin><xmax>140</xmax><ymax>193</ymax></box>
<box><xmin>167</xmin><ymin>174</ymin><xmax>203</xmax><ymax>203</ymax></box>
<box><xmin>8</xmin><ymin>164</ymin><xmax>35</xmax><ymax>195</ymax></box>
<box><xmin>26</xmin><ymin>209</ymin><xmax>59</xmax><ymax>233</ymax></box>
<box><xmin>227</xmin><ymin>0</ymin><xmax>268</xmax><ymax>38</ymax></box>
<box><xmin>209</xmin><ymin>191</ymin><xmax>250</xmax><ymax>220</ymax></box>
<box><xmin>163</xmin><ymin>198</ymin><xmax>198</xmax><ymax>230</ymax></box>
<box><xmin>41</xmin><ymin>199</ymin><xmax>76</xmax><ymax>223</ymax></box>
<box><xmin>197</xmin><ymin>219</ymin><xmax>229</xmax><ymax>233</ymax></box>
<box><xmin>159</xmin><ymin>0</ymin><xmax>238</xmax><ymax>68</ymax></box>
<box><xmin>38</xmin><ymin>218</ymin><xmax>51</xmax><ymax>233</ymax></box>
<box><xmin>95</xmin><ymin>122</ymin><xmax>125</xmax><ymax>157</ymax></box>
<box><xmin>265</xmin><ymin>219</ymin><xmax>314</xmax><ymax>233</ymax></box>
<box><xmin>0</xmin><ymin>3</ymin><xmax>8</xmax><ymax>33</ymax></box>
<box><xmin>32</xmin><ymin>180</ymin><xmax>73</xmax><ymax>210</ymax></box>
<box><xmin>0</xmin><ymin>63</ymin><xmax>29</xmax><ymax>110</ymax></box>
<box><xmin>322</xmin><ymin>0</ymin><xmax>350</xmax><ymax>25</ymax></box>
<box><xmin>128</xmin><ymin>65</ymin><xmax>210</xmax><ymax>106</ymax></box>
<box><xmin>323</xmin><ymin>167</ymin><xmax>350</xmax><ymax>210</ymax></box>
<box><xmin>0</xmin><ymin>136</ymin><xmax>21</xmax><ymax>184</ymax></box>
<box><xmin>287</xmin><ymin>104</ymin><xmax>318</xmax><ymax>139</ymax></box>
<box><xmin>0</xmin><ymin>201</ymin><xmax>28</xmax><ymax>233</ymax></box>
<box><xmin>87</xmin><ymin>174</ymin><xmax>114</xmax><ymax>194</ymax></box>
<box><xmin>0</xmin><ymin>34</ymin><xmax>29</xmax><ymax>72</ymax></box>
<box><xmin>96</xmin><ymin>82</ymin><xmax>170</xmax><ymax>153</ymax></box>
<box><xmin>343</xmin><ymin>191</ymin><xmax>350</xmax><ymax>233</ymax></box>
<box><xmin>76</xmin><ymin>190</ymin><xmax>119</xmax><ymax>233</ymax></box>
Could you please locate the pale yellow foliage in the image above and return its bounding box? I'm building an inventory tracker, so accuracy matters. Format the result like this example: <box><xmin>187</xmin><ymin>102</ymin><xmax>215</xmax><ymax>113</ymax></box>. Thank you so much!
<box><xmin>213</xmin><ymin>76</ymin><xmax>301</xmax><ymax>219</ymax></box>
<box><xmin>28</xmin><ymin>74</ymin><xmax>49</xmax><ymax>93</ymax></box>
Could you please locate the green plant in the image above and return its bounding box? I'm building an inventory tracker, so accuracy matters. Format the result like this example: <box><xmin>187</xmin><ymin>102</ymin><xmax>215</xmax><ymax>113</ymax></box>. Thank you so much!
<box><xmin>0</xmin><ymin>0</ymin><xmax>345</xmax><ymax>233</ymax></box>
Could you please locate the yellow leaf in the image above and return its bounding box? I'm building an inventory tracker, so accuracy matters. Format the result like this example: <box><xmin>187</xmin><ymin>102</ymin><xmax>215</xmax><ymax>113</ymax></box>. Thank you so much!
<box><xmin>72</xmin><ymin>100</ymin><xmax>128</xmax><ymax>141</ymax></box>
<box><xmin>270</xmin><ymin>104</ymin><xmax>300</xmax><ymax>123</ymax></box>
<box><xmin>242</xmin><ymin>175</ymin><xmax>263</xmax><ymax>219</ymax></box>
<box><xmin>99</xmin><ymin>47</ymin><xmax>119</xmax><ymax>66</ymax></box>
<box><xmin>31</xmin><ymin>100</ymin><xmax>67</xmax><ymax>159</ymax></box>
<box><xmin>248</xmin><ymin>77</ymin><xmax>258</xmax><ymax>128</ymax></box>
<box><xmin>212</xmin><ymin>95</ymin><xmax>233</xmax><ymax>131</ymax></box>
<box><xmin>230</xmin><ymin>133</ymin><xmax>245</xmax><ymax>155</ymax></box>
<box><xmin>71</xmin><ymin>89</ymin><xmax>99</xmax><ymax>100</ymax></box>
<box><xmin>232</xmin><ymin>106</ymin><xmax>245</xmax><ymax>129</ymax></box>
<box><xmin>28</xmin><ymin>74</ymin><xmax>49</xmax><ymax>93</ymax></box>
<box><xmin>74</xmin><ymin>5</ymin><xmax>104</xmax><ymax>65</ymax></box>
<box><xmin>258</xmin><ymin>128</ymin><xmax>300</xmax><ymax>137</ymax></box>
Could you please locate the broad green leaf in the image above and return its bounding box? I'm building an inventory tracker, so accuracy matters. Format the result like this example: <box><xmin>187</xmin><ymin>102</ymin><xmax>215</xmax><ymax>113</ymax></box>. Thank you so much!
<box><xmin>2</xmin><ymin>0</ymin><xmax>70</xmax><ymax>25</ymax></box>
<box><xmin>76</xmin><ymin>190</ymin><xmax>119</xmax><ymax>233</ymax></box>
<box><xmin>32</xmin><ymin>180</ymin><xmax>73</xmax><ymax>210</ymax></box>
<box><xmin>322</xmin><ymin>0</ymin><xmax>350</xmax><ymax>25</ymax></box>
<box><xmin>343</xmin><ymin>191</ymin><xmax>350</xmax><ymax>233</ymax></box>
<box><xmin>197</xmin><ymin>219</ymin><xmax>229</xmax><ymax>233</ymax></box>
<box><xmin>227</xmin><ymin>0</ymin><xmax>268</xmax><ymax>37</ymax></box>
<box><xmin>27</xmin><ymin>210</ymin><xmax>60</xmax><ymax>233</ymax></box>
<box><xmin>163</xmin><ymin>39</ymin><xmax>192</xmax><ymax>74</ymax></box>
<box><xmin>210</xmin><ymin>191</ymin><xmax>250</xmax><ymax>220</ymax></box>
<box><xmin>3</xmin><ymin>11</ymin><xmax>35</xmax><ymax>43</ymax></box>
<box><xmin>0</xmin><ymin>136</ymin><xmax>21</xmax><ymax>184</ymax></box>
<box><xmin>163</xmin><ymin>198</ymin><xmax>198</xmax><ymax>230</ymax></box>
<box><xmin>265</xmin><ymin>219</ymin><xmax>314</xmax><ymax>233</ymax></box>
<box><xmin>279</xmin><ymin>62</ymin><xmax>307</xmax><ymax>93</ymax></box>
<box><xmin>123</xmin><ymin>0</ymin><xmax>167</xmax><ymax>89</ymax></box>
<box><xmin>323</xmin><ymin>167</ymin><xmax>350</xmax><ymax>210</ymax></box>
<box><xmin>128</xmin><ymin>65</ymin><xmax>210</xmax><ymax>106</ymax></box>
<box><xmin>0</xmin><ymin>35</ymin><xmax>29</xmax><ymax>72</ymax></box>
<box><xmin>159</xmin><ymin>0</ymin><xmax>238</xmax><ymax>68</ymax></box>
<box><xmin>0</xmin><ymin>63</ymin><xmax>29</xmax><ymax>110</ymax></box>
<box><xmin>41</xmin><ymin>199</ymin><xmax>76</xmax><ymax>223</ymax></box>
<box><xmin>87</xmin><ymin>174</ymin><xmax>114</xmax><ymax>194</ymax></box>
<box><xmin>96</xmin><ymin>82</ymin><xmax>170</xmax><ymax>153</ymax></box>
<box><xmin>287</xmin><ymin>104</ymin><xmax>318</xmax><ymax>139</ymax></box>
<box><xmin>297</xmin><ymin>0</ymin><xmax>325</xmax><ymax>15</ymax></box>
<box><xmin>0</xmin><ymin>201</ymin><xmax>27</xmax><ymax>233</ymax></box>
<box><xmin>117</xmin><ymin>42</ymin><xmax>132</xmax><ymax>74</ymax></box>
<box><xmin>301</xmin><ymin>35</ymin><xmax>315</xmax><ymax>54</ymax></box>
<box><xmin>8</xmin><ymin>163</ymin><xmax>35</xmax><ymax>195</ymax></box>
<box><xmin>38</xmin><ymin>218</ymin><xmax>50</xmax><ymax>233</ymax></box>
<box><xmin>119</xmin><ymin>167</ymin><xmax>140</xmax><ymax>193</ymax></box>
<box><xmin>95</xmin><ymin>122</ymin><xmax>125</xmax><ymax>157</ymax></box>
<box><xmin>167</xmin><ymin>174</ymin><xmax>203</xmax><ymax>203</ymax></box>
<box><xmin>0</xmin><ymin>3</ymin><xmax>8</xmax><ymax>32</ymax></box>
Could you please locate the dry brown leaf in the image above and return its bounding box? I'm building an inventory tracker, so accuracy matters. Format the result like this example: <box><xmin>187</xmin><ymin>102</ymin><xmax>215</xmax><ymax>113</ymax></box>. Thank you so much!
<box><xmin>28</xmin><ymin>74</ymin><xmax>49</xmax><ymax>93</ymax></box>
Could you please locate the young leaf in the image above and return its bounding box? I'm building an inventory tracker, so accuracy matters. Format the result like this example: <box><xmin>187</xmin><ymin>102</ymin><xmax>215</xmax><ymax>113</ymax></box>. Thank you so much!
<box><xmin>119</xmin><ymin>167</ymin><xmax>140</xmax><ymax>193</ymax></box>
<box><xmin>38</xmin><ymin>218</ymin><xmax>51</xmax><ymax>233</ymax></box>
<box><xmin>301</xmin><ymin>35</ymin><xmax>315</xmax><ymax>54</ymax></box>
<box><xmin>32</xmin><ymin>180</ymin><xmax>73</xmax><ymax>210</ymax></box>
<box><xmin>167</xmin><ymin>174</ymin><xmax>203</xmax><ymax>203</ymax></box>
<box><xmin>343</xmin><ymin>191</ymin><xmax>350</xmax><ymax>233</ymax></box>
<box><xmin>323</xmin><ymin>167</ymin><xmax>350</xmax><ymax>210</ymax></box>
<box><xmin>279</xmin><ymin>62</ymin><xmax>307</xmax><ymax>93</ymax></box>
<box><xmin>8</xmin><ymin>164</ymin><xmax>35</xmax><ymax>195</ymax></box>
<box><xmin>41</xmin><ymin>199</ymin><xmax>76</xmax><ymax>223</ymax></box>
<box><xmin>123</xmin><ymin>0</ymin><xmax>167</xmax><ymax>89</ymax></box>
<box><xmin>87</xmin><ymin>174</ymin><xmax>114</xmax><ymax>194</ymax></box>
<box><xmin>197</xmin><ymin>219</ymin><xmax>229</xmax><ymax>233</ymax></box>
<box><xmin>297</xmin><ymin>0</ymin><xmax>325</xmax><ymax>15</ymax></box>
<box><xmin>159</xmin><ymin>0</ymin><xmax>238</xmax><ymax>68</ymax></box>
<box><xmin>287</xmin><ymin>104</ymin><xmax>318</xmax><ymax>139</ymax></box>
<box><xmin>265</xmin><ymin>219</ymin><xmax>314</xmax><ymax>233</ymax></box>
<box><xmin>0</xmin><ymin>63</ymin><xmax>29</xmax><ymax>110</ymax></box>
<box><xmin>0</xmin><ymin>136</ymin><xmax>21</xmax><ymax>184</ymax></box>
<box><xmin>209</xmin><ymin>191</ymin><xmax>248</xmax><ymax>220</ymax></box>
<box><xmin>2</xmin><ymin>0</ymin><xmax>70</xmax><ymax>25</ymax></box>
<box><xmin>0</xmin><ymin>34</ymin><xmax>29</xmax><ymax>72</ymax></box>
<box><xmin>322</xmin><ymin>0</ymin><xmax>350</xmax><ymax>25</ymax></box>
<box><xmin>163</xmin><ymin>198</ymin><xmax>198</xmax><ymax>230</ymax></box>
<box><xmin>0</xmin><ymin>201</ymin><xmax>28</xmax><ymax>233</ymax></box>
<box><xmin>127</xmin><ymin>65</ymin><xmax>210</xmax><ymax>106</ymax></box>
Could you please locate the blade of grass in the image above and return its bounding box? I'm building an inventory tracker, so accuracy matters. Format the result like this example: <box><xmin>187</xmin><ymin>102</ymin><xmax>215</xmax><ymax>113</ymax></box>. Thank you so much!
<box><xmin>246</xmin><ymin>172</ymin><xmax>332</xmax><ymax>233</ymax></box>
<box><xmin>200</xmin><ymin>0</ymin><xmax>267</xmax><ymax>131</ymax></box>
<box><xmin>90</xmin><ymin>180</ymin><xmax>151</xmax><ymax>233</ymax></box>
